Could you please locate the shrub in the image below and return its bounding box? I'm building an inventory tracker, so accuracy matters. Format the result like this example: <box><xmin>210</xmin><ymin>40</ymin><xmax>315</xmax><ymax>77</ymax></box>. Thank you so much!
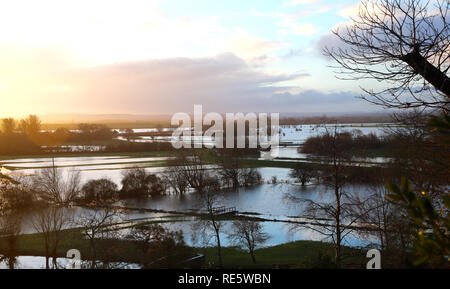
<box><xmin>80</xmin><ymin>178</ymin><xmax>118</xmax><ymax>203</ymax></box>
<box><xmin>120</xmin><ymin>168</ymin><xmax>166</xmax><ymax>198</ymax></box>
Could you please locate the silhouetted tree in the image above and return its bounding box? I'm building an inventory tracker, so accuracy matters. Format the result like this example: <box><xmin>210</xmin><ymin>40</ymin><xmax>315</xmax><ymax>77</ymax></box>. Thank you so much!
<box><xmin>324</xmin><ymin>0</ymin><xmax>449</xmax><ymax>111</ymax></box>
<box><xmin>19</xmin><ymin>115</ymin><xmax>41</xmax><ymax>137</ymax></box>
<box><xmin>81</xmin><ymin>178</ymin><xmax>118</xmax><ymax>203</ymax></box>
<box><xmin>191</xmin><ymin>176</ymin><xmax>224</xmax><ymax>268</ymax></box>
<box><xmin>128</xmin><ymin>224</ymin><xmax>191</xmax><ymax>268</ymax></box>
<box><xmin>289</xmin><ymin>163</ymin><xmax>315</xmax><ymax>186</ymax></box>
<box><xmin>32</xmin><ymin>167</ymin><xmax>81</xmax><ymax>206</ymax></box>
<box><xmin>173</xmin><ymin>150</ymin><xmax>214</xmax><ymax>194</ymax></box>
<box><xmin>1</xmin><ymin>118</ymin><xmax>16</xmax><ymax>135</ymax></box>
<box><xmin>120</xmin><ymin>167</ymin><xmax>165</xmax><ymax>198</ymax></box>
<box><xmin>295</xmin><ymin>124</ymin><xmax>368</xmax><ymax>267</ymax></box>
<box><xmin>0</xmin><ymin>210</ymin><xmax>22</xmax><ymax>269</ymax></box>
<box><xmin>31</xmin><ymin>207</ymin><xmax>70</xmax><ymax>269</ymax></box>
<box><xmin>77</xmin><ymin>206</ymin><xmax>120</xmax><ymax>268</ymax></box>
<box><xmin>162</xmin><ymin>165</ymin><xmax>189</xmax><ymax>195</ymax></box>
<box><xmin>228</xmin><ymin>220</ymin><xmax>269</xmax><ymax>263</ymax></box>
<box><xmin>387</xmin><ymin>177</ymin><xmax>449</xmax><ymax>267</ymax></box>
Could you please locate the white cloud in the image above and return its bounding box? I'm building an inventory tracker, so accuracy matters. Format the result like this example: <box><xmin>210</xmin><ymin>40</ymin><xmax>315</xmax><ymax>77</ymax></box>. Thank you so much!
<box><xmin>226</xmin><ymin>29</ymin><xmax>285</xmax><ymax>63</ymax></box>
<box><xmin>282</xmin><ymin>0</ymin><xmax>320</xmax><ymax>7</ymax></box>
<box><xmin>292</xmin><ymin>24</ymin><xmax>318</xmax><ymax>35</ymax></box>
<box><xmin>277</xmin><ymin>17</ymin><xmax>319</xmax><ymax>36</ymax></box>
<box><xmin>0</xmin><ymin>0</ymin><xmax>282</xmax><ymax>66</ymax></box>
<box><xmin>0</xmin><ymin>45</ymin><xmax>373</xmax><ymax>115</ymax></box>
<box><xmin>250</xmin><ymin>8</ymin><xmax>319</xmax><ymax>37</ymax></box>
<box><xmin>337</xmin><ymin>3</ymin><xmax>361</xmax><ymax>18</ymax></box>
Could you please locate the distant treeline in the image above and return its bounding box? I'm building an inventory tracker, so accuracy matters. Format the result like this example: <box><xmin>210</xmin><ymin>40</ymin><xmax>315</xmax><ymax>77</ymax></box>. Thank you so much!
<box><xmin>41</xmin><ymin>120</ymin><xmax>171</xmax><ymax>131</ymax></box>
<box><xmin>0</xmin><ymin>115</ymin><xmax>261</xmax><ymax>156</ymax></box>
<box><xmin>0</xmin><ymin>115</ymin><xmax>173</xmax><ymax>155</ymax></box>
<box><xmin>39</xmin><ymin>113</ymin><xmax>394</xmax><ymax>131</ymax></box>
<box><xmin>300</xmin><ymin>130</ymin><xmax>391</xmax><ymax>157</ymax></box>
<box><xmin>280</xmin><ymin>114</ymin><xmax>393</xmax><ymax>125</ymax></box>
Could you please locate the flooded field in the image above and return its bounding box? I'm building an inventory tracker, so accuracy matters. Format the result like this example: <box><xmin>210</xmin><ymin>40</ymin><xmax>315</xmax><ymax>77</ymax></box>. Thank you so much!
<box><xmin>0</xmin><ymin>123</ymin><xmax>388</xmax><ymax>268</ymax></box>
<box><xmin>0</xmin><ymin>255</ymin><xmax>141</xmax><ymax>269</ymax></box>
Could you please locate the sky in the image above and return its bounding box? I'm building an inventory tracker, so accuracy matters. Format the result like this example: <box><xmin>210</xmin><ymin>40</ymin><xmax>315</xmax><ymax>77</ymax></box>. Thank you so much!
<box><xmin>0</xmin><ymin>0</ymin><xmax>386</xmax><ymax>117</ymax></box>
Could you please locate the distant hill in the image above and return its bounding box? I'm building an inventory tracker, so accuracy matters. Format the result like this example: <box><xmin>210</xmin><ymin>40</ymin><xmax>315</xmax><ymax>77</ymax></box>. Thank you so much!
<box><xmin>39</xmin><ymin>113</ymin><xmax>172</xmax><ymax>123</ymax></box>
<box><xmin>37</xmin><ymin>112</ymin><xmax>394</xmax><ymax>130</ymax></box>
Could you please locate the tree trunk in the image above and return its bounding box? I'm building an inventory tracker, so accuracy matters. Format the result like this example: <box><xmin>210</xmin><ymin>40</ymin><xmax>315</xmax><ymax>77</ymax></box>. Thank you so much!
<box><xmin>215</xmin><ymin>229</ymin><xmax>222</xmax><ymax>268</ymax></box>
<box><xmin>52</xmin><ymin>247</ymin><xmax>58</xmax><ymax>269</ymax></box>
<box><xmin>45</xmin><ymin>243</ymin><xmax>50</xmax><ymax>269</ymax></box>
<box><xmin>335</xmin><ymin>183</ymin><xmax>342</xmax><ymax>268</ymax></box>
<box><xmin>8</xmin><ymin>257</ymin><xmax>15</xmax><ymax>269</ymax></box>
<box><xmin>402</xmin><ymin>48</ymin><xmax>450</xmax><ymax>97</ymax></box>
<box><xmin>250</xmin><ymin>250</ymin><xmax>256</xmax><ymax>264</ymax></box>
<box><xmin>90</xmin><ymin>239</ymin><xmax>97</xmax><ymax>269</ymax></box>
<box><xmin>233</xmin><ymin>178</ymin><xmax>239</xmax><ymax>190</ymax></box>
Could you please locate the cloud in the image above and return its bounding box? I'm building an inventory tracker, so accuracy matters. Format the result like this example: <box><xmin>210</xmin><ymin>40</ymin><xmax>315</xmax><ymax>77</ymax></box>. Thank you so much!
<box><xmin>0</xmin><ymin>0</ymin><xmax>282</xmax><ymax>66</ymax></box>
<box><xmin>54</xmin><ymin>53</ymin><xmax>371</xmax><ymax>114</ymax></box>
<box><xmin>62</xmin><ymin>53</ymin><xmax>307</xmax><ymax>113</ymax></box>
<box><xmin>0</xmin><ymin>1</ymin><xmax>378</xmax><ymax>116</ymax></box>
<box><xmin>226</xmin><ymin>29</ymin><xmax>285</xmax><ymax>63</ymax></box>
<box><xmin>337</xmin><ymin>3</ymin><xmax>361</xmax><ymax>18</ymax></box>
<box><xmin>291</xmin><ymin>24</ymin><xmax>318</xmax><ymax>35</ymax></box>
<box><xmin>0</xmin><ymin>47</ymin><xmax>373</xmax><ymax>115</ymax></box>
<box><xmin>315</xmin><ymin>22</ymin><xmax>350</xmax><ymax>58</ymax></box>
<box><xmin>282</xmin><ymin>0</ymin><xmax>320</xmax><ymax>7</ymax></box>
<box><xmin>250</xmin><ymin>8</ymin><xmax>320</xmax><ymax>37</ymax></box>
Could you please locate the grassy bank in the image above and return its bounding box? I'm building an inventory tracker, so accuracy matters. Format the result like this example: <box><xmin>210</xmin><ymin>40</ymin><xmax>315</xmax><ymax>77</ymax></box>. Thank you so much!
<box><xmin>197</xmin><ymin>241</ymin><xmax>366</xmax><ymax>269</ymax></box>
<box><xmin>0</xmin><ymin>228</ymin><xmax>366</xmax><ymax>268</ymax></box>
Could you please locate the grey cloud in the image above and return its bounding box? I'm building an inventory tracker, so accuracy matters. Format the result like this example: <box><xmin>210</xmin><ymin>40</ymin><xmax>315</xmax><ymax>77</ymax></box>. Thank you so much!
<box><xmin>60</xmin><ymin>53</ymin><xmax>371</xmax><ymax>114</ymax></box>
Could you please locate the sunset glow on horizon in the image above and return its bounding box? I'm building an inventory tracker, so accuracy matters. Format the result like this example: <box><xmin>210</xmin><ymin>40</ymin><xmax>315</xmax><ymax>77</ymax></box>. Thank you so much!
<box><xmin>0</xmin><ymin>0</ymin><xmax>382</xmax><ymax>117</ymax></box>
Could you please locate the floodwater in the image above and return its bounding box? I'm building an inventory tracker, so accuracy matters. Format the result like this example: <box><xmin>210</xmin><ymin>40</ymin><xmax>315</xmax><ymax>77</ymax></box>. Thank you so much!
<box><xmin>162</xmin><ymin>220</ymin><xmax>376</xmax><ymax>248</ymax></box>
<box><xmin>0</xmin><ymin>124</ymin><xmax>389</xmax><ymax>267</ymax></box>
<box><xmin>0</xmin><ymin>255</ymin><xmax>141</xmax><ymax>269</ymax></box>
<box><xmin>0</xmin><ymin>166</ymin><xmax>379</xmax><ymax>269</ymax></box>
<box><xmin>1</xmin><ymin>156</ymin><xmax>173</xmax><ymax>169</ymax></box>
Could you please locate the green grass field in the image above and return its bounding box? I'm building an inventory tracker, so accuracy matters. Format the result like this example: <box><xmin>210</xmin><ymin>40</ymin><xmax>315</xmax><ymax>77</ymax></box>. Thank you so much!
<box><xmin>196</xmin><ymin>241</ymin><xmax>365</xmax><ymax>269</ymax></box>
<box><xmin>0</xmin><ymin>228</ymin><xmax>366</xmax><ymax>269</ymax></box>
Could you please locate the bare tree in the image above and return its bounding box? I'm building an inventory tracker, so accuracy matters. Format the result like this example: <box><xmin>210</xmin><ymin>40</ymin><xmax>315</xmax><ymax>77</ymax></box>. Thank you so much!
<box><xmin>31</xmin><ymin>207</ymin><xmax>70</xmax><ymax>269</ymax></box>
<box><xmin>19</xmin><ymin>115</ymin><xmax>41</xmax><ymax>138</ymax></box>
<box><xmin>219</xmin><ymin>156</ymin><xmax>242</xmax><ymax>190</ymax></box>
<box><xmin>219</xmin><ymin>158</ymin><xmax>262</xmax><ymax>189</ymax></box>
<box><xmin>292</xmin><ymin>124</ymin><xmax>369</xmax><ymax>267</ymax></box>
<box><xmin>129</xmin><ymin>224</ymin><xmax>169</xmax><ymax>253</ymax></box>
<box><xmin>354</xmin><ymin>183</ymin><xmax>414</xmax><ymax>267</ymax></box>
<box><xmin>191</xmin><ymin>177</ymin><xmax>224</xmax><ymax>268</ymax></box>
<box><xmin>174</xmin><ymin>150</ymin><xmax>213</xmax><ymax>194</ymax></box>
<box><xmin>228</xmin><ymin>220</ymin><xmax>269</xmax><ymax>263</ymax></box>
<box><xmin>32</xmin><ymin>167</ymin><xmax>81</xmax><ymax>206</ymax></box>
<box><xmin>81</xmin><ymin>178</ymin><xmax>118</xmax><ymax>203</ymax></box>
<box><xmin>128</xmin><ymin>224</ymin><xmax>189</xmax><ymax>268</ymax></box>
<box><xmin>239</xmin><ymin>168</ymin><xmax>262</xmax><ymax>187</ymax></box>
<box><xmin>1</xmin><ymin>118</ymin><xmax>16</xmax><ymax>135</ymax></box>
<box><xmin>77</xmin><ymin>207</ymin><xmax>120</xmax><ymax>268</ymax></box>
<box><xmin>162</xmin><ymin>165</ymin><xmax>189</xmax><ymax>195</ymax></box>
<box><xmin>0</xmin><ymin>213</ymin><xmax>22</xmax><ymax>269</ymax></box>
<box><xmin>120</xmin><ymin>167</ymin><xmax>166</xmax><ymax>198</ymax></box>
<box><xmin>289</xmin><ymin>163</ymin><xmax>316</xmax><ymax>186</ymax></box>
<box><xmin>0</xmin><ymin>174</ymin><xmax>33</xmax><ymax>269</ymax></box>
<box><xmin>324</xmin><ymin>0</ymin><xmax>449</xmax><ymax>111</ymax></box>
<box><xmin>387</xmin><ymin>110</ymin><xmax>450</xmax><ymax>200</ymax></box>
<box><xmin>122</xmin><ymin>128</ymin><xmax>134</xmax><ymax>142</ymax></box>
